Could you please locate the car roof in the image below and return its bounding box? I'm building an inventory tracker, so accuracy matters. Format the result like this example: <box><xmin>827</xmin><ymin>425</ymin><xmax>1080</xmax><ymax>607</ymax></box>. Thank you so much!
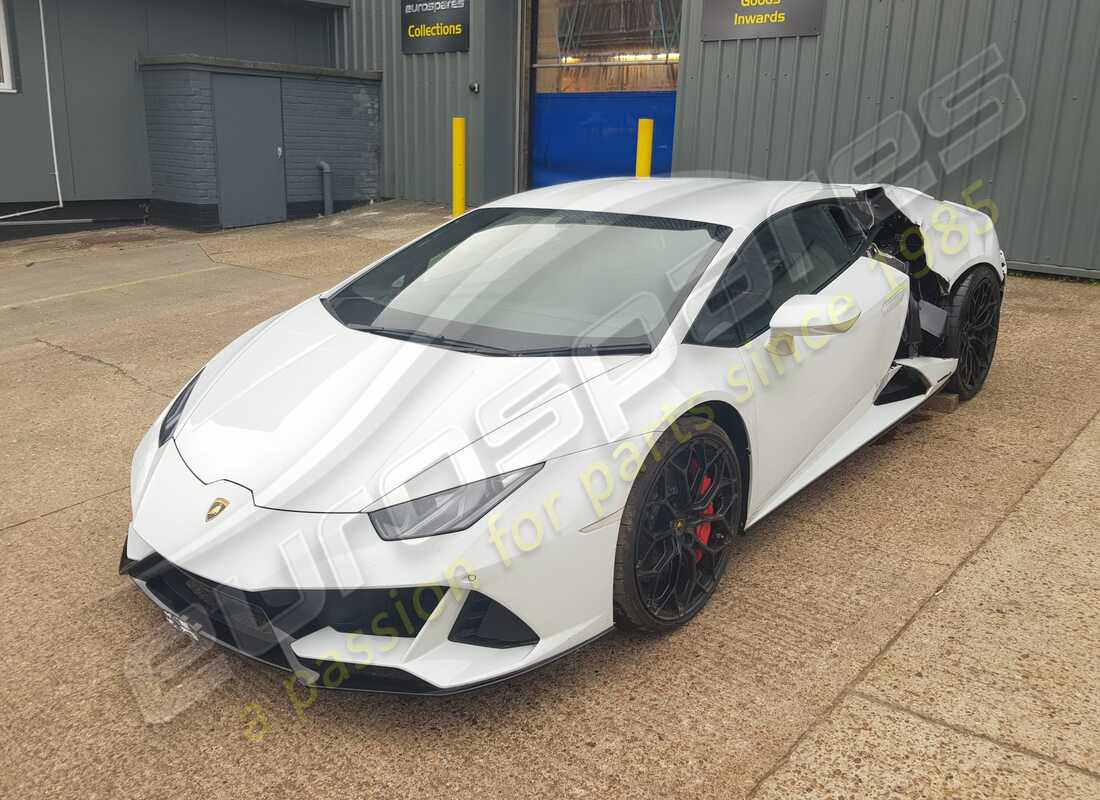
<box><xmin>483</xmin><ymin>177</ymin><xmax>859</xmax><ymax>228</ymax></box>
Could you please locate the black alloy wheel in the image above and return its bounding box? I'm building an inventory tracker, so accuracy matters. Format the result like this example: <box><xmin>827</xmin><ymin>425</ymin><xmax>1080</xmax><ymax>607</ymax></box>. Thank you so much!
<box><xmin>614</xmin><ymin>416</ymin><xmax>743</xmax><ymax>632</ymax></box>
<box><xmin>944</xmin><ymin>265</ymin><xmax>1003</xmax><ymax>400</ymax></box>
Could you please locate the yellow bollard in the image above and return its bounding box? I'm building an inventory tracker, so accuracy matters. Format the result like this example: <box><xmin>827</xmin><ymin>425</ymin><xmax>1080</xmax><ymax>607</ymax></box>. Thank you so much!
<box><xmin>452</xmin><ymin>116</ymin><xmax>466</xmax><ymax>216</ymax></box>
<box><xmin>635</xmin><ymin>118</ymin><xmax>654</xmax><ymax>178</ymax></box>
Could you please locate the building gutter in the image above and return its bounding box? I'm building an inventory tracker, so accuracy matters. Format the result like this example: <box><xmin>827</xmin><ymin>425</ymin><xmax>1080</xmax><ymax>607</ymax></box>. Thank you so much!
<box><xmin>138</xmin><ymin>54</ymin><xmax>381</xmax><ymax>82</ymax></box>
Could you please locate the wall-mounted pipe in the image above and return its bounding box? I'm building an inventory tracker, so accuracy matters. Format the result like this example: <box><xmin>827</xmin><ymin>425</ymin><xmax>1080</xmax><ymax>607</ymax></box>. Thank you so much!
<box><xmin>317</xmin><ymin>160</ymin><xmax>334</xmax><ymax>216</ymax></box>
<box><xmin>0</xmin><ymin>0</ymin><xmax>64</xmax><ymax>222</ymax></box>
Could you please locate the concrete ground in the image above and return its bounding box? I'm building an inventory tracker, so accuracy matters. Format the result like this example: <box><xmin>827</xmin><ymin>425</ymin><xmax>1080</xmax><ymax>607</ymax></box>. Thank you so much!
<box><xmin>1</xmin><ymin>203</ymin><xmax>1098</xmax><ymax>799</ymax></box>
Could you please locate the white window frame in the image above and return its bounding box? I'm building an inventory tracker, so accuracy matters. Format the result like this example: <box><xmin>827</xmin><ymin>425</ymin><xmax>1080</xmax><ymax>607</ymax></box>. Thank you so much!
<box><xmin>0</xmin><ymin>0</ymin><xmax>15</xmax><ymax>92</ymax></box>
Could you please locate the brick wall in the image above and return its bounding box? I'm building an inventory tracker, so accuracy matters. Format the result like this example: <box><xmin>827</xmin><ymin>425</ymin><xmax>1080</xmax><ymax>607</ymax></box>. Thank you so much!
<box><xmin>282</xmin><ymin>77</ymin><xmax>382</xmax><ymax>213</ymax></box>
<box><xmin>142</xmin><ymin>70</ymin><xmax>218</xmax><ymax>207</ymax></box>
<box><xmin>142</xmin><ymin>65</ymin><xmax>382</xmax><ymax>228</ymax></box>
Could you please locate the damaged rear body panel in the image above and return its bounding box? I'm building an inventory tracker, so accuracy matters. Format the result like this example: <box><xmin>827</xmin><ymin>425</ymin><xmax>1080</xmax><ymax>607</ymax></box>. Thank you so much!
<box><xmin>851</xmin><ymin>183</ymin><xmax>1005</xmax><ymax>363</ymax></box>
<box><xmin>855</xmin><ymin>183</ymin><xmax>1006</xmax><ymax>288</ymax></box>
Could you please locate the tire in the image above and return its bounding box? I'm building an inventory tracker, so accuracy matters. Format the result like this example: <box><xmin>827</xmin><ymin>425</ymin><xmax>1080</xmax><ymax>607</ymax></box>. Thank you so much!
<box><xmin>613</xmin><ymin>415</ymin><xmax>744</xmax><ymax>633</ymax></box>
<box><xmin>943</xmin><ymin>265</ymin><xmax>1003</xmax><ymax>400</ymax></box>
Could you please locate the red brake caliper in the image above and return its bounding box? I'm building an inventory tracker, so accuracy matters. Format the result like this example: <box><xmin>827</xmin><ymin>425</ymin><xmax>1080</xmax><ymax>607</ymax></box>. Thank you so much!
<box><xmin>695</xmin><ymin>473</ymin><xmax>714</xmax><ymax>563</ymax></box>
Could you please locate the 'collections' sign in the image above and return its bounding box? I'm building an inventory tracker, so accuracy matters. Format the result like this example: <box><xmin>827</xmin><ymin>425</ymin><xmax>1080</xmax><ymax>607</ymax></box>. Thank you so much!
<box><xmin>701</xmin><ymin>0</ymin><xmax>824</xmax><ymax>41</ymax></box>
<box><xmin>402</xmin><ymin>0</ymin><xmax>470</xmax><ymax>55</ymax></box>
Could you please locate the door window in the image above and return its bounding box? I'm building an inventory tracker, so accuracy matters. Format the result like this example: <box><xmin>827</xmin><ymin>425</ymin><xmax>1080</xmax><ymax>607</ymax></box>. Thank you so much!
<box><xmin>687</xmin><ymin>201</ymin><xmax>867</xmax><ymax>346</ymax></box>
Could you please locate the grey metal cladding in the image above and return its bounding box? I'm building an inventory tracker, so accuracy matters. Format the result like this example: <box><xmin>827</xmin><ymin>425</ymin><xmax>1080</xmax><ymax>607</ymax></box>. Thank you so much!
<box><xmin>674</xmin><ymin>0</ymin><xmax>1100</xmax><ymax>276</ymax></box>
<box><xmin>335</xmin><ymin>0</ymin><xmax>517</xmax><ymax>206</ymax></box>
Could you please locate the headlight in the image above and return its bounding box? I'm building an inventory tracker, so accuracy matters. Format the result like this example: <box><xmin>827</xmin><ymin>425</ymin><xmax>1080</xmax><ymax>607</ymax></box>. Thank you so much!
<box><xmin>368</xmin><ymin>464</ymin><xmax>543</xmax><ymax>541</ymax></box>
<box><xmin>159</xmin><ymin>369</ymin><xmax>204</xmax><ymax>446</ymax></box>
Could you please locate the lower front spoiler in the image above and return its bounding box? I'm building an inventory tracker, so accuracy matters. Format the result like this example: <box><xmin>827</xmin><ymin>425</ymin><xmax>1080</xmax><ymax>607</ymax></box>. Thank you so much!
<box><xmin>277</xmin><ymin>628</ymin><xmax>611</xmax><ymax>696</ymax></box>
<box><xmin>122</xmin><ymin>548</ymin><xmax>612</xmax><ymax>696</ymax></box>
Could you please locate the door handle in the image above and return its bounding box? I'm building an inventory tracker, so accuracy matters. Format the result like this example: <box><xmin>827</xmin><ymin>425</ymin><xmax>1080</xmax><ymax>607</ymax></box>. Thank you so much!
<box><xmin>275</xmin><ymin>145</ymin><xmax>284</xmax><ymax>159</ymax></box>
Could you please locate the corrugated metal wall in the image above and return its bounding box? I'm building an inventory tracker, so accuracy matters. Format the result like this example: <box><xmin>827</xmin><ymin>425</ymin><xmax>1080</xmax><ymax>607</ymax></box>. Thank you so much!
<box><xmin>673</xmin><ymin>0</ymin><xmax>1100</xmax><ymax>277</ymax></box>
<box><xmin>334</xmin><ymin>1</ymin><xmax>518</xmax><ymax>206</ymax></box>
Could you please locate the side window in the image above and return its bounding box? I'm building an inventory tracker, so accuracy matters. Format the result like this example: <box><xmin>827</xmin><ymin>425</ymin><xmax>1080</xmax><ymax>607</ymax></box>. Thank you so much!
<box><xmin>686</xmin><ymin>201</ymin><xmax>867</xmax><ymax>347</ymax></box>
<box><xmin>834</xmin><ymin>199</ymin><xmax>872</xmax><ymax>251</ymax></box>
<box><xmin>687</xmin><ymin>226</ymin><xmax>779</xmax><ymax>348</ymax></box>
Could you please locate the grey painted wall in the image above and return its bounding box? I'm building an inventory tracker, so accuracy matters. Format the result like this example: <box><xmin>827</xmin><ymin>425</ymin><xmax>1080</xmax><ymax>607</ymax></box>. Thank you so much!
<box><xmin>0</xmin><ymin>0</ymin><xmax>337</xmax><ymax>204</ymax></box>
<box><xmin>673</xmin><ymin>0</ymin><xmax>1100</xmax><ymax>277</ymax></box>
<box><xmin>1</xmin><ymin>0</ymin><xmax>74</xmax><ymax>203</ymax></box>
<box><xmin>335</xmin><ymin>0</ymin><xmax>519</xmax><ymax>206</ymax></box>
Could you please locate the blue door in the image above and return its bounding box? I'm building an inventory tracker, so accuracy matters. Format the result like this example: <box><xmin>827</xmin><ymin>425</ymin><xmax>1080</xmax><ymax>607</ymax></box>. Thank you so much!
<box><xmin>529</xmin><ymin>90</ymin><xmax>677</xmax><ymax>187</ymax></box>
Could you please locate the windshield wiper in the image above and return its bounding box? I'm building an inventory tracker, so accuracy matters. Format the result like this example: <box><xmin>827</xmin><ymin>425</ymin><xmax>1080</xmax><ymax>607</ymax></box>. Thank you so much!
<box><xmin>346</xmin><ymin>323</ymin><xmax>651</xmax><ymax>358</ymax></box>
<box><xmin>346</xmin><ymin>325</ymin><xmax>513</xmax><ymax>355</ymax></box>
<box><xmin>507</xmin><ymin>342</ymin><xmax>653</xmax><ymax>357</ymax></box>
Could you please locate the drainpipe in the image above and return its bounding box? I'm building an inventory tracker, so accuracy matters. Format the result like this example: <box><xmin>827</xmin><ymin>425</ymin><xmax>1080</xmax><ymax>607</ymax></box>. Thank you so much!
<box><xmin>0</xmin><ymin>0</ymin><xmax>64</xmax><ymax>221</ymax></box>
<box><xmin>317</xmin><ymin>161</ymin><xmax>334</xmax><ymax>216</ymax></box>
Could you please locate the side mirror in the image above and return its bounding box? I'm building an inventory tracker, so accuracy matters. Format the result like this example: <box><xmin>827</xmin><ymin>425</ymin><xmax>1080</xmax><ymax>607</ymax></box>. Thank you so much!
<box><xmin>766</xmin><ymin>294</ymin><xmax>862</xmax><ymax>356</ymax></box>
<box><xmin>769</xmin><ymin>294</ymin><xmax>862</xmax><ymax>337</ymax></box>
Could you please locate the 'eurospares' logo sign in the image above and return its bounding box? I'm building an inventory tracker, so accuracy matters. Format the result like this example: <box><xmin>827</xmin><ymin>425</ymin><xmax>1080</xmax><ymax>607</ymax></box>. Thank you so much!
<box><xmin>402</xmin><ymin>0</ymin><xmax>469</xmax><ymax>55</ymax></box>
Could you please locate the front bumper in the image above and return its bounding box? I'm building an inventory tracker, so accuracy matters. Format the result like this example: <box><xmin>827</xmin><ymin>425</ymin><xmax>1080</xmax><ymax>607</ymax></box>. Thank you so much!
<box><xmin>120</xmin><ymin>547</ymin><xmax>578</xmax><ymax>694</ymax></box>
<box><xmin>123</xmin><ymin>439</ymin><xmax>637</xmax><ymax>693</ymax></box>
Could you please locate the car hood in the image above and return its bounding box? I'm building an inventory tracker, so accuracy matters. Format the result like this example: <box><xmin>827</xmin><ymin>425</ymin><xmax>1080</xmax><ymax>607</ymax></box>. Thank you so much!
<box><xmin>173</xmin><ymin>297</ymin><xmax>635</xmax><ymax>512</ymax></box>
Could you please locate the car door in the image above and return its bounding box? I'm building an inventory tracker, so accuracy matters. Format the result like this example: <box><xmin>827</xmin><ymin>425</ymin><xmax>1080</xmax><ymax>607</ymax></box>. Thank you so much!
<box><xmin>687</xmin><ymin>199</ymin><xmax>909</xmax><ymax>520</ymax></box>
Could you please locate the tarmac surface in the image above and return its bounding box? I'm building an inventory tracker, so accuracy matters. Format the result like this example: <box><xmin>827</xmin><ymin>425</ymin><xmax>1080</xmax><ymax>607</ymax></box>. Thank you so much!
<box><xmin>1</xmin><ymin>202</ymin><xmax>1099</xmax><ymax>799</ymax></box>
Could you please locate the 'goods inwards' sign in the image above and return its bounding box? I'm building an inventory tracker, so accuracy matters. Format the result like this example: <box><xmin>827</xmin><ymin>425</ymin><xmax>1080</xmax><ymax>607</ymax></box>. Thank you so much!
<box><xmin>701</xmin><ymin>0</ymin><xmax>824</xmax><ymax>41</ymax></box>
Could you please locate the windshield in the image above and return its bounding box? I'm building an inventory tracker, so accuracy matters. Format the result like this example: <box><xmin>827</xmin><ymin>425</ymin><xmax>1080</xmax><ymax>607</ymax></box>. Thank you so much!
<box><xmin>323</xmin><ymin>207</ymin><xmax>730</xmax><ymax>356</ymax></box>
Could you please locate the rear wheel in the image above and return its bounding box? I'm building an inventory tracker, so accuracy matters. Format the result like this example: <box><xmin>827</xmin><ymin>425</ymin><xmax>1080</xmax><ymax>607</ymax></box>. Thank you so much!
<box><xmin>613</xmin><ymin>416</ymin><xmax>743</xmax><ymax>632</ymax></box>
<box><xmin>943</xmin><ymin>265</ymin><xmax>1003</xmax><ymax>400</ymax></box>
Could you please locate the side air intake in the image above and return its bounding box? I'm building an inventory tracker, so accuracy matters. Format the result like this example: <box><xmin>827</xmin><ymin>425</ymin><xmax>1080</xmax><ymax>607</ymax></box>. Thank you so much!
<box><xmin>874</xmin><ymin>364</ymin><xmax>932</xmax><ymax>405</ymax></box>
<box><xmin>449</xmin><ymin>591</ymin><xmax>539</xmax><ymax>649</ymax></box>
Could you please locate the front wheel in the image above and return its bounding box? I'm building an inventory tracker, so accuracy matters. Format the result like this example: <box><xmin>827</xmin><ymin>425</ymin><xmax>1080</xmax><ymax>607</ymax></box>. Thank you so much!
<box><xmin>943</xmin><ymin>265</ymin><xmax>1003</xmax><ymax>400</ymax></box>
<box><xmin>613</xmin><ymin>416</ymin><xmax>743</xmax><ymax>633</ymax></box>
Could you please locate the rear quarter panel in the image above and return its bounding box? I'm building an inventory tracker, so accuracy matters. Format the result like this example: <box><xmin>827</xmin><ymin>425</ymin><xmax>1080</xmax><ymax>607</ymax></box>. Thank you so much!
<box><xmin>884</xmin><ymin>186</ymin><xmax>1005</xmax><ymax>288</ymax></box>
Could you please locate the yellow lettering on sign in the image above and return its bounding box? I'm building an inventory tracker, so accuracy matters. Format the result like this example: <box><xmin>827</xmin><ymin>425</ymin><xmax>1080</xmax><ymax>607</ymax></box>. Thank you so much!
<box><xmin>407</xmin><ymin>22</ymin><xmax>463</xmax><ymax>38</ymax></box>
<box><xmin>734</xmin><ymin>11</ymin><xmax>787</xmax><ymax>25</ymax></box>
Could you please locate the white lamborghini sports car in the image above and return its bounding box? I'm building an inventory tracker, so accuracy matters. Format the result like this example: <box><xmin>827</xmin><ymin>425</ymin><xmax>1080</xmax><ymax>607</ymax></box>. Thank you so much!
<box><xmin>121</xmin><ymin>178</ymin><xmax>1004</xmax><ymax>694</ymax></box>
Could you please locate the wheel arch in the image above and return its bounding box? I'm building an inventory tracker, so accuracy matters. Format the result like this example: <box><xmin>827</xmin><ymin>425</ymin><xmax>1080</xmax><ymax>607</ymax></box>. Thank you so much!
<box><xmin>688</xmin><ymin>400</ymin><xmax>752</xmax><ymax>527</ymax></box>
<box><xmin>950</xmin><ymin>260</ymin><xmax>1004</xmax><ymax>290</ymax></box>
<box><xmin>942</xmin><ymin>258</ymin><xmax>1006</xmax><ymax>295</ymax></box>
